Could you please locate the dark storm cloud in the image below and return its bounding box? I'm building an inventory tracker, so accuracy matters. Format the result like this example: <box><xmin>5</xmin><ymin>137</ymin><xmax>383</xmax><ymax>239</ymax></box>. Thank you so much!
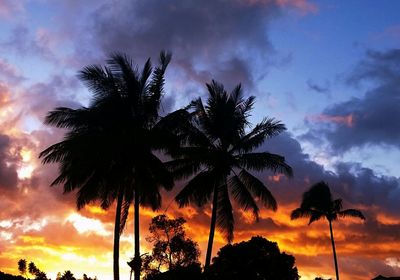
<box><xmin>304</xmin><ymin>49</ymin><xmax>400</xmax><ymax>152</ymax></box>
<box><xmin>87</xmin><ymin>0</ymin><xmax>283</xmax><ymax>89</ymax></box>
<box><xmin>261</xmin><ymin>133</ymin><xmax>400</xmax><ymax>216</ymax></box>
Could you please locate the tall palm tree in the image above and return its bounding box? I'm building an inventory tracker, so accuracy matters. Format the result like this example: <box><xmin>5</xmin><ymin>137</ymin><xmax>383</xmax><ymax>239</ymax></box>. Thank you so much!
<box><xmin>291</xmin><ymin>181</ymin><xmax>365</xmax><ymax>280</ymax></box>
<box><xmin>168</xmin><ymin>80</ymin><xmax>293</xmax><ymax>269</ymax></box>
<box><xmin>40</xmin><ymin>51</ymin><xmax>178</xmax><ymax>280</ymax></box>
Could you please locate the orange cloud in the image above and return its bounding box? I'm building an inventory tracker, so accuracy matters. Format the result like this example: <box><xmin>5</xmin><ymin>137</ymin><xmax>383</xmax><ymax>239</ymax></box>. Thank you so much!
<box><xmin>308</xmin><ymin>113</ymin><xmax>355</xmax><ymax>127</ymax></box>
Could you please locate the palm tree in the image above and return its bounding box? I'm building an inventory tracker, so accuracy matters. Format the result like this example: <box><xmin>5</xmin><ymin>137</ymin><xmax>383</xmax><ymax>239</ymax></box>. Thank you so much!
<box><xmin>18</xmin><ymin>259</ymin><xmax>26</xmax><ymax>277</ymax></box>
<box><xmin>168</xmin><ymin>80</ymin><xmax>293</xmax><ymax>269</ymax></box>
<box><xmin>40</xmin><ymin>51</ymin><xmax>178</xmax><ymax>280</ymax></box>
<box><xmin>291</xmin><ymin>181</ymin><xmax>365</xmax><ymax>280</ymax></box>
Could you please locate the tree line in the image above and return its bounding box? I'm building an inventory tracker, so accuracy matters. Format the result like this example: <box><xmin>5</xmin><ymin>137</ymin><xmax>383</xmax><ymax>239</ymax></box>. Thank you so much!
<box><xmin>38</xmin><ymin>51</ymin><xmax>365</xmax><ymax>280</ymax></box>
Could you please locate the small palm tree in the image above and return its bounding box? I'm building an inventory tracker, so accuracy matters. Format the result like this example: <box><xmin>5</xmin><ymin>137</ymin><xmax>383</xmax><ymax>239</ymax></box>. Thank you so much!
<box><xmin>169</xmin><ymin>80</ymin><xmax>293</xmax><ymax>269</ymax></box>
<box><xmin>18</xmin><ymin>259</ymin><xmax>27</xmax><ymax>277</ymax></box>
<box><xmin>291</xmin><ymin>181</ymin><xmax>365</xmax><ymax>280</ymax></box>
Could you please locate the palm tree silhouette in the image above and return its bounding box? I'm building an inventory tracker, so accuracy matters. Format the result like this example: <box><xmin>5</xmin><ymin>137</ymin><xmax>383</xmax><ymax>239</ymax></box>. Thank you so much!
<box><xmin>40</xmin><ymin>52</ymin><xmax>178</xmax><ymax>280</ymax></box>
<box><xmin>291</xmin><ymin>181</ymin><xmax>365</xmax><ymax>280</ymax></box>
<box><xmin>169</xmin><ymin>80</ymin><xmax>292</xmax><ymax>269</ymax></box>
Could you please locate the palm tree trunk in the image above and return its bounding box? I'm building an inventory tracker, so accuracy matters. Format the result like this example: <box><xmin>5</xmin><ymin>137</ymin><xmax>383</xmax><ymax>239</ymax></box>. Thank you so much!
<box><xmin>113</xmin><ymin>191</ymin><xmax>123</xmax><ymax>280</ymax></box>
<box><xmin>134</xmin><ymin>191</ymin><xmax>141</xmax><ymax>280</ymax></box>
<box><xmin>205</xmin><ymin>185</ymin><xmax>219</xmax><ymax>270</ymax></box>
<box><xmin>328</xmin><ymin>219</ymin><xmax>339</xmax><ymax>280</ymax></box>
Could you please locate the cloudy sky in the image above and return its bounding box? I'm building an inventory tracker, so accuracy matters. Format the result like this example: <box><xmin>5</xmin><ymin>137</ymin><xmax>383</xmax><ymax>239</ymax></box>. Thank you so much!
<box><xmin>0</xmin><ymin>1</ymin><xmax>399</xmax><ymax>279</ymax></box>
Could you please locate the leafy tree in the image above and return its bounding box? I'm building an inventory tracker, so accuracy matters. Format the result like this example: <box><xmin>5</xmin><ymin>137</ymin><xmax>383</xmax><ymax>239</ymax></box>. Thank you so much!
<box><xmin>17</xmin><ymin>259</ymin><xmax>26</xmax><ymax>277</ymax></box>
<box><xmin>83</xmin><ymin>274</ymin><xmax>97</xmax><ymax>280</ymax></box>
<box><xmin>59</xmin><ymin>271</ymin><xmax>76</xmax><ymax>280</ymax></box>
<box><xmin>40</xmin><ymin>51</ymin><xmax>178</xmax><ymax>280</ymax></box>
<box><xmin>141</xmin><ymin>215</ymin><xmax>200</xmax><ymax>279</ymax></box>
<box><xmin>170</xmin><ymin>80</ymin><xmax>292</xmax><ymax>268</ymax></box>
<box><xmin>291</xmin><ymin>181</ymin><xmax>366</xmax><ymax>280</ymax></box>
<box><xmin>28</xmin><ymin>262</ymin><xmax>38</xmax><ymax>276</ymax></box>
<box><xmin>34</xmin><ymin>271</ymin><xmax>48</xmax><ymax>280</ymax></box>
<box><xmin>207</xmin><ymin>236</ymin><xmax>299</xmax><ymax>280</ymax></box>
<box><xmin>26</xmin><ymin>262</ymin><xmax>48</xmax><ymax>280</ymax></box>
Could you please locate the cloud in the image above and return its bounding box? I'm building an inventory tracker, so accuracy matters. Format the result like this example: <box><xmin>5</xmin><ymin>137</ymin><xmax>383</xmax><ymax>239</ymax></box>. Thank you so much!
<box><xmin>83</xmin><ymin>0</ymin><xmax>307</xmax><ymax>90</ymax></box>
<box><xmin>0</xmin><ymin>58</ymin><xmax>25</xmax><ymax>84</ymax></box>
<box><xmin>307</xmin><ymin>79</ymin><xmax>330</xmax><ymax>94</ymax></box>
<box><xmin>1</xmin><ymin>25</ymin><xmax>57</xmax><ymax>62</ymax></box>
<box><xmin>0</xmin><ymin>1</ymin><xmax>23</xmax><ymax>19</ymax></box>
<box><xmin>157</xmin><ymin>131</ymin><xmax>400</xmax><ymax>278</ymax></box>
<box><xmin>303</xmin><ymin>49</ymin><xmax>400</xmax><ymax>152</ymax></box>
<box><xmin>0</xmin><ymin>128</ymin><xmax>399</xmax><ymax>279</ymax></box>
<box><xmin>0</xmin><ymin>134</ymin><xmax>18</xmax><ymax>190</ymax></box>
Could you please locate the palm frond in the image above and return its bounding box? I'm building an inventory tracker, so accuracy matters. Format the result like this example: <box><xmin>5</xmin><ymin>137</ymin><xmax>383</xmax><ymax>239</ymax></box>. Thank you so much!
<box><xmin>236</xmin><ymin>152</ymin><xmax>293</xmax><ymax>176</ymax></box>
<box><xmin>238</xmin><ymin>169</ymin><xmax>277</xmax><ymax>211</ymax></box>
<box><xmin>143</xmin><ymin>152</ymin><xmax>174</xmax><ymax>191</ymax></box>
<box><xmin>175</xmin><ymin>170</ymin><xmax>217</xmax><ymax>207</ymax></box>
<box><xmin>78</xmin><ymin>65</ymin><xmax>119</xmax><ymax>102</ymax></box>
<box><xmin>134</xmin><ymin>169</ymin><xmax>163</xmax><ymax>211</ymax></box>
<box><xmin>229</xmin><ymin>175</ymin><xmax>259</xmax><ymax>221</ymax></box>
<box><xmin>237</xmin><ymin>95</ymin><xmax>255</xmax><ymax>121</ymax></box>
<box><xmin>332</xmin><ymin>198</ymin><xmax>343</xmax><ymax>213</ymax></box>
<box><xmin>148</xmin><ymin>51</ymin><xmax>171</xmax><ymax>97</ymax></box>
<box><xmin>229</xmin><ymin>83</ymin><xmax>243</xmax><ymax>106</ymax></box>
<box><xmin>216</xmin><ymin>184</ymin><xmax>234</xmax><ymax>243</ymax></box>
<box><xmin>308</xmin><ymin>211</ymin><xmax>324</xmax><ymax>225</ymax></box>
<box><xmin>140</xmin><ymin>58</ymin><xmax>152</xmax><ymax>92</ymax></box>
<box><xmin>44</xmin><ymin>107</ymin><xmax>91</xmax><ymax>129</ymax></box>
<box><xmin>338</xmin><ymin>209</ymin><xmax>365</xmax><ymax>220</ymax></box>
<box><xmin>164</xmin><ymin>158</ymin><xmax>203</xmax><ymax>180</ymax></box>
<box><xmin>189</xmin><ymin>98</ymin><xmax>215</xmax><ymax>143</ymax></box>
<box><xmin>301</xmin><ymin>181</ymin><xmax>332</xmax><ymax>211</ymax></box>
<box><xmin>231</xmin><ymin>118</ymin><xmax>286</xmax><ymax>153</ymax></box>
<box><xmin>291</xmin><ymin>208</ymin><xmax>311</xmax><ymax>220</ymax></box>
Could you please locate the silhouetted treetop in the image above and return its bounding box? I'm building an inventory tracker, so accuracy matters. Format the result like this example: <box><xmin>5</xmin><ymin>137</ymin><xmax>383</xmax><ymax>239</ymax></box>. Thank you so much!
<box><xmin>208</xmin><ymin>236</ymin><xmax>299</xmax><ymax>280</ymax></box>
<box><xmin>291</xmin><ymin>181</ymin><xmax>365</xmax><ymax>280</ymax></box>
<box><xmin>142</xmin><ymin>214</ymin><xmax>200</xmax><ymax>279</ymax></box>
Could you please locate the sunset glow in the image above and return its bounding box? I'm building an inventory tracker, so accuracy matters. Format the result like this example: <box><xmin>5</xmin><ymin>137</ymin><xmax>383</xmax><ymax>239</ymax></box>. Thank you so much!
<box><xmin>0</xmin><ymin>1</ymin><xmax>399</xmax><ymax>280</ymax></box>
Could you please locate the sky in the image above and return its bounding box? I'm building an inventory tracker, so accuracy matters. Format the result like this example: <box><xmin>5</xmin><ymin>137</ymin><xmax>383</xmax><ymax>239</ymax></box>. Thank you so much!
<box><xmin>0</xmin><ymin>0</ymin><xmax>399</xmax><ymax>279</ymax></box>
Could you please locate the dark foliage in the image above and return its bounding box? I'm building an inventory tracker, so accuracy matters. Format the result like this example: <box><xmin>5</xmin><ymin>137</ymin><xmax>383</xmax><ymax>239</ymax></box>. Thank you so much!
<box><xmin>0</xmin><ymin>271</ymin><xmax>26</xmax><ymax>280</ymax></box>
<box><xmin>26</xmin><ymin>261</ymin><xmax>48</xmax><ymax>280</ymax></box>
<box><xmin>145</xmin><ymin>264</ymin><xmax>202</xmax><ymax>280</ymax></box>
<box><xmin>18</xmin><ymin>259</ymin><xmax>26</xmax><ymax>276</ymax></box>
<box><xmin>82</xmin><ymin>274</ymin><xmax>98</xmax><ymax>280</ymax></box>
<box><xmin>59</xmin><ymin>270</ymin><xmax>76</xmax><ymax>280</ymax></box>
<box><xmin>291</xmin><ymin>181</ymin><xmax>365</xmax><ymax>280</ymax></box>
<box><xmin>170</xmin><ymin>80</ymin><xmax>292</xmax><ymax>268</ymax></box>
<box><xmin>142</xmin><ymin>215</ymin><xmax>200</xmax><ymax>279</ymax></box>
<box><xmin>39</xmin><ymin>51</ymin><xmax>177</xmax><ymax>280</ymax></box>
<box><xmin>207</xmin><ymin>236</ymin><xmax>299</xmax><ymax>280</ymax></box>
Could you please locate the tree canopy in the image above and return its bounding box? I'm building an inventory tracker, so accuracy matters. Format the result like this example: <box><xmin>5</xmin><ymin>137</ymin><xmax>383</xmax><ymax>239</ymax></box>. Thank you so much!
<box><xmin>142</xmin><ymin>215</ymin><xmax>200</xmax><ymax>279</ymax></box>
<box><xmin>207</xmin><ymin>236</ymin><xmax>300</xmax><ymax>280</ymax></box>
